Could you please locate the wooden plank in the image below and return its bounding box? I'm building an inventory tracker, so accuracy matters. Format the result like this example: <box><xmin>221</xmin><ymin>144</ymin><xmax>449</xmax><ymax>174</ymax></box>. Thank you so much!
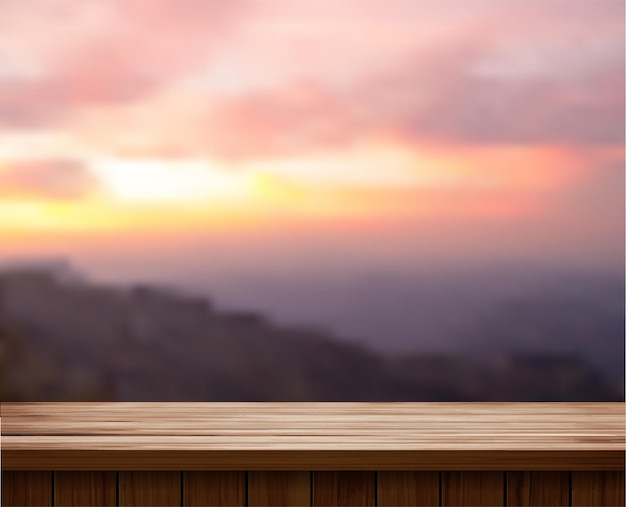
<box><xmin>572</xmin><ymin>471</ymin><xmax>626</xmax><ymax>507</ymax></box>
<box><xmin>507</xmin><ymin>471</ymin><xmax>569</xmax><ymax>506</ymax></box>
<box><xmin>248</xmin><ymin>471</ymin><xmax>311</xmax><ymax>506</ymax></box>
<box><xmin>2</xmin><ymin>403</ymin><xmax>624</xmax><ymax>471</ymax></box>
<box><xmin>378</xmin><ymin>471</ymin><xmax>439</xmax><ymax>506</ymax></box>
<box><xmin>4</xmin><ymin>434</ymin><xmax>623</xmax><ymax>451</ymax></box>
<box><xmin>118</xmin><ymin>471</ymin><xmax>181</xmax><ymax>507</ymax></box>
<box><xmin>3</xmin><ymin>448</ymin><xmax>624</xmax><ymax>471</ymax></box>
<box><xmin>3</xmin><ymin>403</ymin><xmax>622</xmax><ymax>438</ymax></box>
<box><xmin>54</xmin><ymin>471</ymin><xmax>117</xmax><ymax>507</ymax></box>
<box><xmin>183</xmin><ymin>471</ymin><xmax>245</xmax><ymax>506</ymax></box>
<box><xmin>313</xmin><ymin>471</ymin><xmax>375</xmax><ymax>506</ymax></box>
<box><xmin>1</xmin><ymin>471</ymin><xmax>52</xmax><ymax>507</ymax></box>
<box><xmin>442</xmin><ymin>471</ymin><xmax>504</xmax><ymax>507</ymax></box>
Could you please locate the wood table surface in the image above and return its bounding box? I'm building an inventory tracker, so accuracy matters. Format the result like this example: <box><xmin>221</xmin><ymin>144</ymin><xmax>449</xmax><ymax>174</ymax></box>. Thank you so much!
<box><xmin>2</xmin><ymin>403</ymin><xmax>624</xmax><ymax>471</ymax></box>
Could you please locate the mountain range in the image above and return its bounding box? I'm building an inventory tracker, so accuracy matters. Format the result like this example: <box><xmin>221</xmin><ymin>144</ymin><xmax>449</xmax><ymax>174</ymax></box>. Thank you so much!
<box><xmin>0</xmin><ymin>263</ymin><xmax>623</xmax><ymax>401</ymax></box>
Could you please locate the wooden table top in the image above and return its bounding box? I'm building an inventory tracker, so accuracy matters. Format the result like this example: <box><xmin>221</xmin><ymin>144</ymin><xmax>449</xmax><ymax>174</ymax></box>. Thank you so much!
<box><xmin>2</xmin><ymin>403</ymin><xmax>624</xmax><ymax>470</ymax></box>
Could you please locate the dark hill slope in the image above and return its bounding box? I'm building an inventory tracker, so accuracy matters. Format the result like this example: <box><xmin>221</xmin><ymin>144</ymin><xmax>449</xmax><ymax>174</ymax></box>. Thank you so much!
<box><xmin>0</xmin><ymin>269</ymin><xmax>621</xmax><ymax>401</ymax></box>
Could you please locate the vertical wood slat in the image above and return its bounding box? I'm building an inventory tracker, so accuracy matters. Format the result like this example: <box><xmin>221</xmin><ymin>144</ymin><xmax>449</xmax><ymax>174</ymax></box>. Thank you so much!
<box><xmin>54</xmin><ymin>471</ymin><xmax>117</xmax><ymax>507</ymax></box>
<box><xmin>118</xmin><ymin>471</ymin><xmax>181</xmax><ymax>507</ymax></box>
<box><xmin>248</xmin><ymin>471</ymin><xmax>311</xmax><ymax>507</ymax></box>
<box><xmin>183</xmin><ymin>471</ymin><xmax>246</xmax><ymax>506</ymax></box>
<box><xmin>313</xmin><ymin>471</ymin><xmax>376</xmax><ymax>507</ymax></box>
<box><xmin>1</xmin><ymin>471</ymin><xmax>53</xmax><ymax>507</ymax></box>
<box><xmin>507</xmin><ymin>471</ymin><xmax>569</xmax><ymax>506</ymax></box>
<box><xmin>378</xmin><ymin>471</ymin><xmax>440</xmax><ymax>506</ymax></box>
<box><xmin>2</xmin><ymin>469</ymin><xmax>624</xmax><ymax>507</ymax></box>
<box><xmin>442</xmin><ymin>471</ymin><xmax>504</xmax><ymax>507</ymax></box>
<box><xmin>572</xmin><ymin>471</ymin><xmax>626</xmax><ymax>507</ymax></box>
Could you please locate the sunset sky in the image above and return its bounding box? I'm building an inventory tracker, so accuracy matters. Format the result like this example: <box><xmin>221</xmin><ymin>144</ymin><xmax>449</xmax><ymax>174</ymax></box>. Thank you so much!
<box><xmin>0</xmin><ymin>0</ymin><xmax>623</xmax><ymax>280</ymax></box>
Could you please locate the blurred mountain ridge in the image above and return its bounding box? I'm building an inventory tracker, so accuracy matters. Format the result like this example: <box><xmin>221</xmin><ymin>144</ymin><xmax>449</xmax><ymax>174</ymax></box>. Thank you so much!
<box><xmin>0</xmin><ymin>264</ymin><xmax>623</xmax><ymax>402</ymax></box>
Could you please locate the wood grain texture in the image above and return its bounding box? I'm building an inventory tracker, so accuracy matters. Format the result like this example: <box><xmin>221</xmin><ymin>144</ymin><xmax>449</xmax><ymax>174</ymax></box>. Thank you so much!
<box><xmin>442</xmin><ymin>471</ymin><xmax>504</xmax><ymax>507</ymax></box>
<box><xmin>378</xmin><ymin>471</ymin><xmax>440</xmax><ymax>506</ymax></box>
<box><xmin>3</xmin><ymin>449</ymin><xmax>624</xmax><ymax>471</ymax></box>
<box><xmin>571</xmin><ymin>471</ymin><xmax>626</xmax><ymax>507</ymax></box>
<box><xmin>183</xmin><ymin>471</ymin><xmax>245</xmax><ymax>506</ymax></box>
<box><xmin>313</xmin><ymin>471</ymin><xmax>376</xmax><ymax>506</ymax></box>
<box><xmin>1</xmin><ymin>471</ymin><xmax>52</xmax><ymax>507</ymax></box>
<box><xmin>54</xmin><ymin>471</ymin><xmax>116</xmax><ymax>507</ymax></box>
<box><xmin>506</xmin><ymin>471</ymin><xmax>569</xmax><ymax>506</ymax></box>
<box><xmin>2</xmin><ymin>403</ymin><xmax>623</xmax><ymax>471</ymax></box>
<box><xmin>118</xmin><ymin>471</ymin><xmax>181</xmax><ymax>507</ymax></box>
<box><xmin>4</xmin><ymin>434</ymin><xmax>622</xmax><ymax>451</ymax></box>
<box><xmin>3</xmin><ymin>403</ymin><xmax>622</xmax><ymax>439</ymax></box>
<box><xmin>248</xmin><ymin>471</ymin><xmax>311</xmax><ymax>506</ymax></box>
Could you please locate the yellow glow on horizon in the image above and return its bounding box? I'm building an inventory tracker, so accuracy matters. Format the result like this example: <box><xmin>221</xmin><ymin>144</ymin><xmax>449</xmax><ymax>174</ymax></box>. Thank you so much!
<box><xmin>0</xmin><ymin>141</ymin><xmax>586</xmax><ymax>238</ymax></box>
<box><xmin>0</xmin><ymin>198</ymin><xmax>261</xmax><ymax>235</ymax></box>
<box><xmin>0</xmin><ymin>200</ymin><xmax>115</xmax><ymax>232</ymax></box>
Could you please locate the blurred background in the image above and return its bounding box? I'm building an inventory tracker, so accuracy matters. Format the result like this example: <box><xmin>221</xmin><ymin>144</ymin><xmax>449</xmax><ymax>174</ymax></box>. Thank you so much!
<box><xmin>0</xmin><ymin>0</ymin><xmax>623</xmax><ymax>401</ymax></box>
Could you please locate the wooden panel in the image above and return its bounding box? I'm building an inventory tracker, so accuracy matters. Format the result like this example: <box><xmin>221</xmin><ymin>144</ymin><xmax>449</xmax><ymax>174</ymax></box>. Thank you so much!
<box><xmin>313</xmin><ymin>471</ymin><xmax>375</xmax><ymax>506</ymax></box>
<box><xmin>118</xmin><ymin>471</ymin><xmax>181</xmax><ymax>507</ymax></box>
<box><xmin>54</xmin><ymin>471</ymin><xmax>116</xmax><ymax>507</ymax></box>
<box><xmin>507</xmin><ymin>471</ymin><xmax>569</xmax><ymax>506</ymax></box>
<box><xmin>4</xmin><ymin>402</ymin><xmax>622</xmax><ymax>440</ymax></box>
<box><xmin>1</xmin><ymin>471</ymin><xmax>52</xmax><ymax>507</ymax></box>
<box><xmin>4</xmin><ymin>448</ymin><xmax>625</xmax><ymax>471</ymax></box>
<box><xmin>183</xmin><ymin>471</ymin><xmax>245</xmax><ymax>506</ymax></box>
<box><xmin>3</xmin><ymin>403</ymin><xmax>624</xmax><ymax>471</ymax></box>
<box><xmin>442</xmin><ymin>471</ymin><xmax>504</xmax><ymax>507</ymax></box>
<box><xmin>378</xmin><ymin>471</ymin><xmax>439</xmax><ymax>506</ymax></box>
<box><xmin>572</xmin><ymin>471</ymin><xmax>626</xmax><ymax>507</ymax></box>
<box><xmin>249</xmin><ymin>471</ymin><xmax>311</xmax><ymax>506</ymax></box>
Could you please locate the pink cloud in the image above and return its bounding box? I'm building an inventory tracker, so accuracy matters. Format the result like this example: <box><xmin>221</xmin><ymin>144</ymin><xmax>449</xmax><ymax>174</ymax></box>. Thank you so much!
<box><xmin>3</xmin><ymin>0</ymin><xmax>622</xmax><ymax>158</ymax></box>
<box><xmin>0</xmin><ymin>159</ymin><xmax>99</xmax><ymax>199</ymax></box>
<box><xmin>0</xmin><ymin>0</ymin><xmax>245</xmax><ymax>127</ymax></box>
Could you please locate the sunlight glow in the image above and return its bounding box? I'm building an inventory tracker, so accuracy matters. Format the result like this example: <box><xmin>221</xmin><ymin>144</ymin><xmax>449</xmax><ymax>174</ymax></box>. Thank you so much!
<box><xmin>0</xmin><ymin>200</ymin><xmax>113</xmax><ymax>231</ymax></box>
<box><xmin>91</xmin><ymin>158</ymin><xmax>255</xmax><ymax>204</ymax></box>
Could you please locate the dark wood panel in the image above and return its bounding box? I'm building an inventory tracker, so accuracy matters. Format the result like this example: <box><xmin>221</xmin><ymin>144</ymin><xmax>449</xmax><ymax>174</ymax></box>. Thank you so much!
<box><xmin>378</xmin><ymin>471</ymin><xmax>439</xmax><ymax>506</ymax></box>
<box><xmin>54</xmin><ymin>471</ymin><xmax>116</xmax><ymax>507</ymax></box>
<box><xmin>183</xmin><ymin>471</ymin><xmax>245</xmax><ymax>506</ymax></box>
<box><xmin>1</xmin><ymin>471</ymin><xmax>52</xmax><ymax>507</ymax></box>
<box><xmin>442</xmin><ymin>471</ymin><xmax>504</xmax><ymax>507</ymax></box>
<box><xmin>118</xmin><ymin>471</ymin><xmax>181</xmax><ymax>507</ymax></box>
<box><xmin>313</xmin><ymin>471</ymin><xmax>375</xmax><ymax>506</ymax></box>
<box><xmin>507</xmin><ymin>471</ymin><xmax>569</xmax><ymax>506</ymax></box>
<box><xmin>4</xmin><ymin>449</ymin><xmax>624</xmax><ymax>471</ymax></box>
<box><xmin>249</xmin><ymin>471</ymin><xmax>311</xmax><ymax>506</ymax></box>
<box><xmin>572</xmin><ymin>471</ymin><xmax>625</xmax><ymax>507</ymax></box>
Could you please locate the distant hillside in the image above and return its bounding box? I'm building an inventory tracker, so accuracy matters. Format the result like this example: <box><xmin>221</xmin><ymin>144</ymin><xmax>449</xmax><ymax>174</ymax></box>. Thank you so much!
<box><xmin>0</xmin><ymin>267</ymin><xmax>622</xmax><ymax>401</ymax></box>
<box><xmin>188</xmin><ymin>265</ymin><xmax>625</xmax><ymax>384</ymax></box>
